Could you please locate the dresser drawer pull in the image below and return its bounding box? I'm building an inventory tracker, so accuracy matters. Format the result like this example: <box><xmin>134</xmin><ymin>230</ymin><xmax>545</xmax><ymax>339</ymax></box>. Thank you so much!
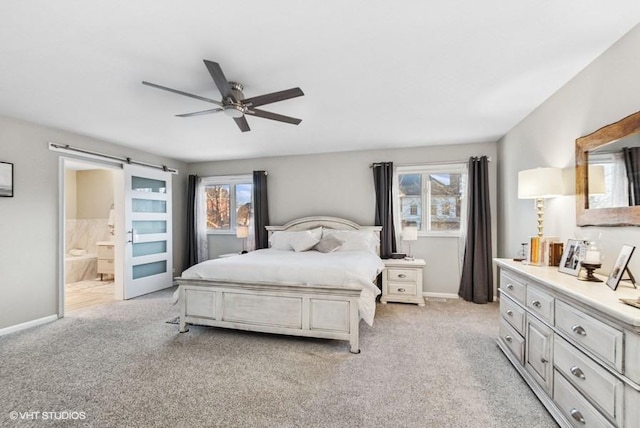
<box><xmin>570</xmin><ymin>366</ymin><xmax>586</xmax><ymax>380</ymax></box>
<box><xmin>397</xmin><ymin>288</ymin><xmax>406</xmax><ymax>293</ymax></box>
<box><xmin>570</xmin><ymin>408</ymin><xmax>585</xmax><ymax>424</ymax></box>
<box><xmin>504</xmin><ymin>335</ymin><xmax>513</xmax><ymax>343</ymax></box>
<box><xmin>571</xmin><ymin>325</ymin><xmax>587</xmax><ymax>336</ymax></box>
<box><xmin>506</xmin><ymin>284</ymin><xmax>514</xmax><ymax>290</ymax></box>
<box><xmin>397</xmin><ymin>274</ymin><xmax>407</xmax><ymax>278</ymax></box>
<box><xmin>531</xmin><ymin>300</ymin><xmax>542</xmax><ymax>308</ymax></box>
<box><xmin>506</xmin><ymin>310</ymin><xmax>513</xmax><ymax>317</ymax></box>
<box><xmin>540</xmin><ymin>357</ymin><xmax>548</xmax><ymax>364</ymax></box>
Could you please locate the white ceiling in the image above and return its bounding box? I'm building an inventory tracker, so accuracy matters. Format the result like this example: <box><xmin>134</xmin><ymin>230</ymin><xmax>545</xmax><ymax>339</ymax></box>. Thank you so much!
<box><xmin>1</xmin><ymin>1</ymin><xmax>639</xmax><ymax>163</ymax></box>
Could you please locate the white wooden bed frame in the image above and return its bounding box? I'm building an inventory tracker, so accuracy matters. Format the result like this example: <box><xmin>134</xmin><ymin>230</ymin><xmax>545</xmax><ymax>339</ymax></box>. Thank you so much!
<box><xmin>175</xmin><ymin>216</ymin><xmax>382</xmax><ymax>353</ymax></box>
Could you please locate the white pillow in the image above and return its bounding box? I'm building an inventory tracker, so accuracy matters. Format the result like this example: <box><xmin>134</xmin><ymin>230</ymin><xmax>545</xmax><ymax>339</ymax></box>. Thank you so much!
<box><xmin>269</xmin><ymin>227</ymin><xmax>323</xmax><ymax>250</ymax></box>
<box><xmin>313</xmin><ymin>235</ymin><xmax>344</xmax><ymax>253</ymax></box>
<box><xmin>322</xmin><ymin>229</ymin><xmax>379</xmax><ymax>253</ymax></box>
<box><xmin>290</xmin><ymin>231</ymin><xmax>321</xmax><ymax>252</ymax></box>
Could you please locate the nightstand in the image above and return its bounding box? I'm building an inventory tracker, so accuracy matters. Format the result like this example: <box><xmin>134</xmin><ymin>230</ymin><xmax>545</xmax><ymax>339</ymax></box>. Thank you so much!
<box><xmin>381</xmin><ymin>258</ymin><xmax>426</xmax><ymax>306</ymax></box>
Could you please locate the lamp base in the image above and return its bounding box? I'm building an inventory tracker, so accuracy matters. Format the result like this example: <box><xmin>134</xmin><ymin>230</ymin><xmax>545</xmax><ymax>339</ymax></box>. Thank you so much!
<box><xmin>579</xmin><ymin>262</ymin><xmax>603</xmax><ymax>282</ymax></box>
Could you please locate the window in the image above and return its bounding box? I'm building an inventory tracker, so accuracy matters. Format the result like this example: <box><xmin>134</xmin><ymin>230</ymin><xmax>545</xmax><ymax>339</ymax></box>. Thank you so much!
<box><xmin>397</xmin><ymin>164</ymin><xmax>467</xmax><ymax>235</ymax></box>
<box><xmin>201</xmin><ymin>175</ymin><xmax>252</xmax><ymax>234</ymax></box>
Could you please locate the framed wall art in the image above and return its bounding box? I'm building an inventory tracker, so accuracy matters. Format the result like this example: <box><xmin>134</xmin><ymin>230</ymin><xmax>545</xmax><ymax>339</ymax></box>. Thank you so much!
<box><xmin>606</xmin><ymin>245</ymin><xmax>635</xmax><ymax>290</ymax></box>
<box><xmin>0</xmin><ymin>162</ymin><xmax>13</xmax><ymax>197</ymax></box>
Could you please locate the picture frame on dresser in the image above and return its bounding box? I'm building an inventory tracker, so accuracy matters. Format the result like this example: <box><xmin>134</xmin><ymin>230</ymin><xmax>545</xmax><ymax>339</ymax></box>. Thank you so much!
<box><xmin>606</xmin><ymin>244</ymin><xmax>635</xmax><ymax>290</ymax></box>
<box><xmin>0</xmin><ymin>161</ymin><xmax>13</xmax><ymax>197</ymax></box>
<box><xmin>558</xmin><ymin>239</ymin><xmax>586</xmax><ymax>276</ymax></box>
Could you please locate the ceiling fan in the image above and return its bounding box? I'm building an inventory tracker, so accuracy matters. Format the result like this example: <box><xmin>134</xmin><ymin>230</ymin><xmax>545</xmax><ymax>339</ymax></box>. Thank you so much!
<box><xmin>142</xmin><ymin>60</ymin><xmax>304</xmax><ymax>132</ymax></box>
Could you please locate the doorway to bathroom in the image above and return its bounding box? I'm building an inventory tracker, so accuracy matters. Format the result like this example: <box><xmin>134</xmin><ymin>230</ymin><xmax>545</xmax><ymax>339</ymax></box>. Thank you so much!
<box><xmin>63</xmin><ymin>158</ymin><xmax>119</xmax><ymax>312</ymax></box>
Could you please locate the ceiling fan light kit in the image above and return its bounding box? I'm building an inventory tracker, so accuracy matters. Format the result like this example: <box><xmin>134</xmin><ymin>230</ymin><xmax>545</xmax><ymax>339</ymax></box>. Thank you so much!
<box><xmin>142</xmin><ymin>60</ymin><xmax>304</xmax><ymax>132</ymax></box>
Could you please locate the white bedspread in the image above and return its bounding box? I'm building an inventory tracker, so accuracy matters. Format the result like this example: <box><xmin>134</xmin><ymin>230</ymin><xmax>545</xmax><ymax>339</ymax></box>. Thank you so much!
<box><xmin>179</xmin><ymin>249</ymin><xmax>384</xmax><ymax>325</ymax></box>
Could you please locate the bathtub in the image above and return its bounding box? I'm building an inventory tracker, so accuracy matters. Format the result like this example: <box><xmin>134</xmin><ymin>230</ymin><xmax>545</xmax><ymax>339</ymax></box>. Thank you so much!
<box><xmin>65</xmin><ymin>252</ymin><xmax>98</xmax><ymax>284</ymax></box>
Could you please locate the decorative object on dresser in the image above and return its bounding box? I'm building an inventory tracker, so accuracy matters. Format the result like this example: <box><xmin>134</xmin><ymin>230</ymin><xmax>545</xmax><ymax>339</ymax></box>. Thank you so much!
<box><xmin>401</xmin><ymin>225</ymin><xmax>418</xmax><ymax>261</ymax></box>
<box><xmin>380</xmin><ymin>258</ymin><xmax>426</xmax><ymax>306</ymax></box>
<box><xmin>606</xmin><ymin>245</ymin><xmax>636</xmax><ymax>291</ymax></box>
<box><xmin>495</xmin><ymin>259</ymin><xmax>640</xmax><ymax>428</ymax></box>
<box><xmin>558</xmin><ymin>239</ymin><xmax>587</xmax><ymax>276</ymax></box>
<box><xmin>517</xmin><ymin>167</ymin><xmax>564</xmax><ymax>237</ymax></box>
<box><xmin>96</xmin><ymin>241</ymin><xmax>115</xmax><ymax>281</ymax></box>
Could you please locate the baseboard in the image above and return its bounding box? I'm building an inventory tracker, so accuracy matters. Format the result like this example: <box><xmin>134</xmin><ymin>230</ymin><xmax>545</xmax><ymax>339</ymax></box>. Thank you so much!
<box><xmin>0</xmin><ymin>315</ymin><xmax>58</xmax><ymax>337</ymax></box>
<box><xmin>423</xmin><ymin>292</ymin><xmax>460</xmax><ymax>300</ymax></box>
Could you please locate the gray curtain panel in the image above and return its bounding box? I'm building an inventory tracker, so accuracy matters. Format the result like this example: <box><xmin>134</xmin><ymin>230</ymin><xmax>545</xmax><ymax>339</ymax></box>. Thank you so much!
<box><xmin>623</xmin><ymin>147</ymin><xmax>640</xmax><ymax>206</ymax></box>
<box><xmin>253</xmin><ymin>171</ymin><xmax>270</xmax><ymax>249</ymax></box>
<box><xmin>373</xmin><ymin>162</ymin><xmax>397</xmax><ymax>259</ymax></box>
<box><xmin>458</xmin><ymin>156</ymin><xmax>493</xmax><ymax>303</ymax></box>
<box><xmin>186</xmin><ymin>174</ymin><xmax>198</xmax><ymax>268</ymax></box>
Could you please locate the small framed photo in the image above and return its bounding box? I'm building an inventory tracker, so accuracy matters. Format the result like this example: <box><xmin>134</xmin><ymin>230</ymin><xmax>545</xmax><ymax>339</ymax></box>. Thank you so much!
<box><xmin>606</xmin><ymin>245</ymin><xmax>635</xmax><ymax>290</ymax></box>
<box><xmin>558</xmin><ymin>239</ymin><xmax>587</xmax><ymax>276</ymax></box>
<box><xmin>0</xmin><ymin>162</ymin><xmax>13</xmax><ymax>197</ymax></box>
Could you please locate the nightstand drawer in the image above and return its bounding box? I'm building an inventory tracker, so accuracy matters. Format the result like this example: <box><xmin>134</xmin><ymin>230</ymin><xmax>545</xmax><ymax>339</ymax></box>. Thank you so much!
<box><xmin>388</xmin><ymin>282</ymin><xmax>417</xmax><ymax>296</ymax></box>
<box><xmin>97</xmin><ymin>244</ymin><xmax>114</xmax><ymax>259</ymax></box>
<box><xmin>556</xmin><ymin>300</ymin><xmax>623</xmax><ymax>371</ymax></box>
<box><xmin>526</xmin><ymin>284</ymin><xmax>554</xmax><ymax>324</ymax></box>
<box><xmin>500</xmin><ymin>293</ymin><xmax>525</xmax><ymax>335</ymax></box>
<box><xmin>500</xmin><ymin>271</ymin><xmax>526</xmax><ymax>304</ymax></box>
<box><xmin>387</xmin><ymin>268</ymin><xmax>417</xmax><ymax>282</ymax></box>
<box><xmin>499</xmin><ymin>318</ymin><xmax>524</xmax><ymax>365</ymax></box>
<box><xmin>554</xmin><ymin>335</ymin><xmax>623</xmax><ymax>423</ymax></box>
<box><xmin>553</xmin><ymin>370</ymin><xmax>614</xmax><ymax>428</ymax></box>
<box><xmin>97</xmin><ymin>259</ymin><xmax>114</xmax><ymax>274</ymax></box>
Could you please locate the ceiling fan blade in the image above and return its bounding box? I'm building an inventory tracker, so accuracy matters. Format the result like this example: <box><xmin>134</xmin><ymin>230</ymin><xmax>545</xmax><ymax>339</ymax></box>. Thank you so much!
<box><xmin>203</xmin><ymin>60</ymin><xmax>234</xmax><ymax>100</ymax></box>
<box><xmin>234</xmin><ymin>116</ymin><xmax>251</xmax><ymax>132</ymax></box>
<box><xmin>142</xmin><ymin>81</ymin><xmax>222</xmax><ymax>106</ymax></box>
<box><xmin>246</xmin><ymin>108</ymin><xmax>302</xmax><ymax>125</ymax></box>
<box><xmin>175</xmin><ymin>108</ymin><xmax>224</xmax><ymax>118</ymax></box>
<box><xmin>242</xmin><ymin>87</ymin><xmax>304</xmax><ymax>108</ymax></box>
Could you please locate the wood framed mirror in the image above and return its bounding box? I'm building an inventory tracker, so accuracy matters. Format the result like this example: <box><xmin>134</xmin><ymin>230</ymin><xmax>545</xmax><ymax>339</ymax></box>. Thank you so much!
<box><xmin>576</xmin><ymin>110</ymin><xmax>640</xmax><ymax>226</ymax></box>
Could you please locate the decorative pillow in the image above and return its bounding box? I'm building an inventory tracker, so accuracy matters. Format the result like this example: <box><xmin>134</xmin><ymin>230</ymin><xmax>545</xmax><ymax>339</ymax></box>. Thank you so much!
<box><xmin>313</xmin><ymin>235</ymin><xmax>344</xmax><ymax>253</ymax></box>
<box><xmin>269</xmin><ymin>227</ymin><xmax>323</xmax><ymax>250</ymax></box>
<box><xmin>290</xmin><ymin>231</ymin><xmax>321</xmax><ymax>252</ymax></box>
<box><xmin>322</xmin><ymin>229</ymin><xmax>379</xmax><ymax>253</ymax></box>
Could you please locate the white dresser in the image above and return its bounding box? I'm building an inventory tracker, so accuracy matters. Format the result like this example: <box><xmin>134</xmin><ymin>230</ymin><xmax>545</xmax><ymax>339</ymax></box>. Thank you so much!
<box><xmin>380</xmin><ymin>258</ymin><xmax>426</xmax><ymax>306</ymax></box>
<box><xmin>495</xmin><ymin>259</ymin><xmax>640</xmax><ymax>428</ymax></box>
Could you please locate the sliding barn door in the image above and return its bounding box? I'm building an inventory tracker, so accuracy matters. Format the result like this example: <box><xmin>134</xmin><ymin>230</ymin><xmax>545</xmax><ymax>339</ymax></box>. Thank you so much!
<box><xmin>123</xmin><ymin>164</ymin><xmax>173</xmax><ymax>299</ymax></box>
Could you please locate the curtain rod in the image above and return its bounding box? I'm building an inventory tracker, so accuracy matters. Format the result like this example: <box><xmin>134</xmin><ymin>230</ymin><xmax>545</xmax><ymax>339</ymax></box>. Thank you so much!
<box><xmin>370</xmin><ymin>157</ymin><xmax>492</xmax><ymax>168</ymax></box>
<box><xmin>48</xmin><ymin>142</ymin><xmax>179</xmax><ymax>174</ymax></box>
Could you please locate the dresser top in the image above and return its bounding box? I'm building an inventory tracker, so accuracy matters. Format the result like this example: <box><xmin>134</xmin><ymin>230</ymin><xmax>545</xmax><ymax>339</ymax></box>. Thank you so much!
<box><xmin>495</xmin><ymin>258</ymin><xmax>640</xmax><ymax>328</ymax></box>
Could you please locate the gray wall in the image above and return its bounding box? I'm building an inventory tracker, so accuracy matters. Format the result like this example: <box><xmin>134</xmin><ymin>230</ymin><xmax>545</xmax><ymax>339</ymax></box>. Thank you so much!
<box><xmin>189</xmin><ymin>142</ymin><xmax>498</xmax><ymax>297</ymax></box>
<box><xmin>498</xmin><ymin>23</ymin><xmax>640</xmax><ymax>276</ymax></box>
<box><xmin>0</xmin><ymin>115</ymin><xmax>187</xmax><ymax>330</ymax></box>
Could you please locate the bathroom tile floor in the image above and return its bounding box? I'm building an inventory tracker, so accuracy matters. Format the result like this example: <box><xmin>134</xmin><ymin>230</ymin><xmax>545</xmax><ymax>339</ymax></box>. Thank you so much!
<box><xmin>65</xmin><ymin>279</ymin><xmax>116</xmax><ymax>312</ymax></box>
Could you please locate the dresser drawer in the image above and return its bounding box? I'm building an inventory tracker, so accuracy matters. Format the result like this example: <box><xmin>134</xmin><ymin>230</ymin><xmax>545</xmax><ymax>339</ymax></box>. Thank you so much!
<box><xmin>526</xmin><ymin>284</ymin><xmax>554</xmax><ymax>324</ymax></box>
<box><xmin>554</xmin><ymin>335</ymin><xmax>623</xmax><ymax>424</ymax></box>
<box><xmin>500</xmin><ymin>293</ymin><xmax>525</xmax><ymax>335</ymax></box>
<box><xmin>553</xmin><ymin>371</ymin><xmax>615</xmax><ymax>428</ymax></box>
<box><xmin>500</xmin><ymin>271</ymin><xmax>526</xmax><ymax>304</ymax></box>
<box><xmin>97</xmin><ymin>259</ymin><xmax>114</xmax><ymax>274</ymax></box>
<box><xmin>97</xmin><ymin>244</ymin><xmax>114</xmax><ymax>259</ymax></box>
<box><xmin>387</xmin><ymin>282</ymin><xmax>417</xmax><ymax>296</ymax></box>
<box><xmin>499</xmin><ymin>318</ymin><xmax>524</xmax><ymax>365</ymax></box>
<box><xmin>556</xmin><ymin>301</ymin><xmax>623</xmax><ymax>371</ymax></box>
<box><xmin>387</xmin><ymin>268</ymin><xmax>417</xmax><ymax>282</ymax></box>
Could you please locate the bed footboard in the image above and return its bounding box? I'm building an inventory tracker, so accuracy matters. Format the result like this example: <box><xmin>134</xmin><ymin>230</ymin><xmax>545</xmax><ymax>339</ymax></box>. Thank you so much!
<box><xmin>175</xmin><ymin>278</ymin><xmax>362</xmax><ymax>353</ymax></box>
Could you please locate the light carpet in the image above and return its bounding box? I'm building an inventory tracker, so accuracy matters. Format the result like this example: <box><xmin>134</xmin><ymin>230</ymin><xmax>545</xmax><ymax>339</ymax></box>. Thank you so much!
<box><xmin>0</xmin><ymin>288</ymin><xmax>557</xmax><ymax>427</ymax></box>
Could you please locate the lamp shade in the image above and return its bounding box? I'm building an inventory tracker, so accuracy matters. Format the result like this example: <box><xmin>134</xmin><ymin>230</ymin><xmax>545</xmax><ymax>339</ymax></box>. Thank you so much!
<box><xmin>236</xmin><ymin>225</ymin><xmax>249</xmax><ymax>239</ymax></box>
<box><xmin>518</xmin><ymin>167</ymin><xmax>564</xmax><ymax>199</ymax></box>
<box><xmin>588</xmin><ymin>165</ymin><xmax>606</xmax><ymax>195</ymax></box>
<box><xmin>402</xmin><ymin>226</ymin><xmax>418</xmax><ymax>241</ymax></box>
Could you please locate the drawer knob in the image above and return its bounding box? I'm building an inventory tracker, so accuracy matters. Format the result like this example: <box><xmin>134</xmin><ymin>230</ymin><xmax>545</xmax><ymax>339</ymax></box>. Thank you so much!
<box><xmin>504</xmin><ymin>335</ymin><xmax>513</xmax><ymax>343</ymax></box>
<box><xmin>398</xmin><ymin>288</ymin><xmax>406</xmax><ymax>293</ymax></box>
<box><xmin>540</xmin><ymin>357</ymin><xmax>548</xmax><ymax>364</ymax></box>
<box><xmin>570</xmin><ymin>366</ymin><xmax>586</xmax><ymax>380</ymax></box>
<box><xmin>507</xmin><ymin>284</ymin><xmax>514</xmax><ymax>290</ymax></box>
<box><xmin>506</xmin><ymin>310</ymin><xmax>513</xmax><ymax>317</ymax></box>
<box><xmin>531</xmin><ymin>300</ymin><xmax>541</xmax><ymax>308</ymax></box>
<box><xmin>398</xmin><ymin>274</ymin><xmax>407</xmax><ymax>278</ymax></box>
<box><xmin>572</xmin><ymin>325</ymin><xmax>587</xmax><ymax>336</ymax></box>
<box><xmin>570</xmin><ymin>408</ymin><xmax>585</xmax><ymax>424</ymax></box>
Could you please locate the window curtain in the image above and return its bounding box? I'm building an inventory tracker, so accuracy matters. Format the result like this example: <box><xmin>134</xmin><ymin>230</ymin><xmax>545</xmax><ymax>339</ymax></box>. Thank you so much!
<box><xmin>253</xmin><ymin>171</ymin><xmax>270</xmax><ymax>250</ymax></box>
<box><xmin>186</xmin><ymin>175</ymin><xmax>209</xmax><ymax>268</ymax></box>
<box><xmin>373</xmin><ymin>162</ymin><xmax>396</xmax><ymax>258</ymax></box>
<box><xmin>458</xmin><ymin>156</ymin><xmax>493</xmax><ymax>304</ymax></box>
<box><xmin>623</xmin><ymin>147</ymin><xmax>640</xmax><ymax>206</ymax></box>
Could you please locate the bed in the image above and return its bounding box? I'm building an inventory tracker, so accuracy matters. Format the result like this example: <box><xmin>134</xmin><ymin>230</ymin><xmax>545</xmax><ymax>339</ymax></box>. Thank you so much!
<box><xmin>174</xmin><ymin>216</ymin><xmax>384</xmax><ymax>353</ymax></box>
